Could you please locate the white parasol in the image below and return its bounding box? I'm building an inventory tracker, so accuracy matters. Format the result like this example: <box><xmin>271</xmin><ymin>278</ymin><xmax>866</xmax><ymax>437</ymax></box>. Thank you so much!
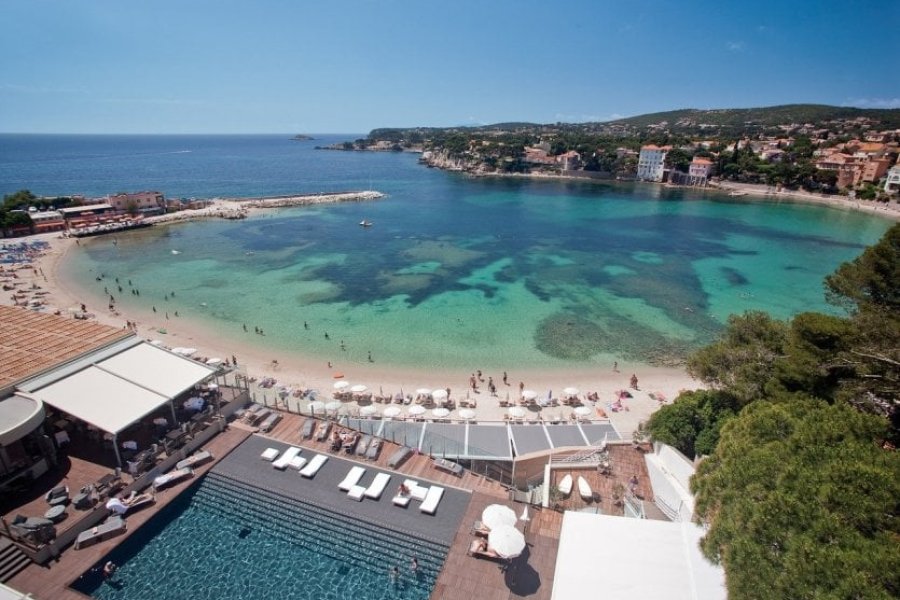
<box><xmin>408</xmin><ymin>405</ymin><xmax>426</xmax><ymax>416</ymax></box>
<box><xmin>359</xmin><ymin>405</ymin><xmax>377</xmax><ymax>417</ymax></box>
<box><xmin>508</xmin><ymin>406</ymin><xmax>527</xmax><ymax>418</ymax></box>
<box><xmin>333</xmin><ymin>381</ymin><xmax>350</xmax><ymax>390</ymax></box>
<box><xmin>431</xmin><ymin>407</ymin><xmax>450</xmax><ymax>418</ymax></box>
<box><xmin>573</xmin><ymin>406</ymin><xmax>592</xmax><ymax>417</ymax></box>
<box><xmin>521</xmin><ymin>389</ymin><xmax>537</xmax><ymax>400</ymax></box>
<box><xmin>206</xmin><ymin>357</ymin><xmax>222</xmax><ymax>365</ymax></box>
<box><xmin>563</xmin><ymin>387</ymin><xmax>579</xmax><ymax>397</ymax></box>
<box><xmin>307</xmin><ymin>401</ymin><xmax>325</xmax><ymax>414</ymax></box>
<box><xmin>383</xmin><ymin>406</ymin><xmax>402</xmax><ymax>418</ymax></box>
<box><xmin>431</xmin><ymin>388</ymin><xmax>448</xmax><ymax>400</ymax></box>
<box><xmin>350</xmin><ymin>384</ymin><xmax>368</xmax><ymax>393</ymax></box>
<box><xmin>325</xmin><ymin>401</ymin><xmax>342</xmax><ymax>413</ymax></box>
<box><xmin>458</xmin><ymin>408</ymin><xmax>476</xmax><ymax>420</ymax></box>
<box><xmin>488</xmin><ymin>525</ymin><xmax>526</xmax><ymax>559</ymax></box>
<box><xmin>482</xmin><ymin>504</ymin><xmax>517</xmax><ymax>530</ymax></box>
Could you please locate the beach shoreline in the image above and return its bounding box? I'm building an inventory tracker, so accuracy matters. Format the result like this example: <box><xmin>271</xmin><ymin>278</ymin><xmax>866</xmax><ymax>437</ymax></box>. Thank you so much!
<box><xmin>5</xmin><ymin>226</ymin><xmax>699</xmax><ymax>437</ymax></box>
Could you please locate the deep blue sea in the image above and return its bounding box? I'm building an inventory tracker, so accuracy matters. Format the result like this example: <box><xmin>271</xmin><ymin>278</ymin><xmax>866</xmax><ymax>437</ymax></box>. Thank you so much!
<box><xmin>0</xmin><ymin>134</ymin><xmax>891</xmax><ymax>370</ymax></box>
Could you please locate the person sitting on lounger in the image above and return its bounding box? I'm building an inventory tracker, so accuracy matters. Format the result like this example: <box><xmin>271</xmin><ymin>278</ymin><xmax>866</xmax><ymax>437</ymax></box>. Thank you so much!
<box><xmin>398</xmin><ymin>482</ymin><xmax>411</xmax><ymax>496</ymax></box>
<box><xmin>105</xmin><ymin>491</ymin><xmax>147</xmax><ymax>515</ymax></box>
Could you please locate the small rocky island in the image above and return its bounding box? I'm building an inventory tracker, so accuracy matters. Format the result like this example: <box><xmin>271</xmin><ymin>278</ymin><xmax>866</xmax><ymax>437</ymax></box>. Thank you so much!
<box><xmin>291</xmin><ymin>134</ymin><xmax>315</xmax><ymax>141</ymax></box>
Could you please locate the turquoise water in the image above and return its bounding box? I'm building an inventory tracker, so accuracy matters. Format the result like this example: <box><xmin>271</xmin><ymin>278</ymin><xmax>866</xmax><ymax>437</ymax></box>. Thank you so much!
<box><xmin>72</xmin><ymin>477</ymin><xmax>437</xmax><ymax>600</ymax></box>
<box><xmin>3</xmin><ymin>135</ymin><xmax>889</xmax><ymax>369</ymax></box>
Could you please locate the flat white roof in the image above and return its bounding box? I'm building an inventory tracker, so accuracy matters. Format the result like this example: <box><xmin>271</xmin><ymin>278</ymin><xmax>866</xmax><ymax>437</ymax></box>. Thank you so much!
<box><xmin>30</xmin><ymin>366</ymin><xmax>169</xmax><ymax>434</ymax></box>
<box><xmin>97</xmin><ymin>342</ymin><xmax>215</xmax><ymax>398</ymax></box>
<box><xmin>28</xmin><ymin>341</ymin><xmax>216</xmax><ymax>434</ymax></box>
<box><xmin>552</xmin><ymin>512</ymin><xmax>726</xmax><ymax>600</ymax></box>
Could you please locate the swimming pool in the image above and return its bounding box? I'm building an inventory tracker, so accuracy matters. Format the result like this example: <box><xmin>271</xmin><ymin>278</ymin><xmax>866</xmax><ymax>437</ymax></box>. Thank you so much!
<box><xmin>72</xmin><ymin>473</ymin><xmax>448</xmax><ymax>600</ymax></box>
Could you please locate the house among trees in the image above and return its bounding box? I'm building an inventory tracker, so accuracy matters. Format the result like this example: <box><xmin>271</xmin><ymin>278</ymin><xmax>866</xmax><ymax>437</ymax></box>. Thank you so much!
<box><xmin>637</xmin><ymin>145</ymin><xmax>671</xmax><ymax>181</ymax></box>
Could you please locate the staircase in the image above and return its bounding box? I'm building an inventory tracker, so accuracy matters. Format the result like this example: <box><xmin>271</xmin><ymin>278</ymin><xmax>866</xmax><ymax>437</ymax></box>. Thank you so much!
<box><xmin>0</xmin><ymin>538</ymin><xmax>31</xmax><ymax>583</ymax></box>
<box><xmin>194</xmin><ymin>472</ymin><xmax>449</xmax><ymax>591</ymax></box>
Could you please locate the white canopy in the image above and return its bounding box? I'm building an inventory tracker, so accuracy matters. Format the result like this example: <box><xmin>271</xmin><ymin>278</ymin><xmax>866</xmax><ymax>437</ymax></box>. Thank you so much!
<box><xmin>27</xmin><ymin>341</ymin><xmax>216</xmax><ymax>435</ymax></box>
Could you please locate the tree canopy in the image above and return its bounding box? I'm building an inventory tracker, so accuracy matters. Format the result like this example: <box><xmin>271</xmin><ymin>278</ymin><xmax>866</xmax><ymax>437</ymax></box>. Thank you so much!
<box><xmin>692</xmin><ymin>399</ymin><xmax>900</xmax><ymax>600</ymax></box>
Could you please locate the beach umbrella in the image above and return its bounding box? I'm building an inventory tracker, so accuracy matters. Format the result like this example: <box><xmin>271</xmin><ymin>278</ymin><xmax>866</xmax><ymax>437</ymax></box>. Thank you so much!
<box><xmin>359</xmin><ymin>405</ymin><xmax>377</xmax><ymax>417</ymax></box>
<box><xmin>521</xmin><ymin>389</ymin><xmax>537</xmax><ymax>400</ymax></box>
<box><xmin>489</xmin><ymin>525</ymin><xmax>526</xmax><ymax>559</ymax></box>
<box><xmin>431</xmin><ymin>388</ymin><xmax>448</xmax><ymax>400</ymax></box>
<box><xmin>383</xmin><ymin>406</ymin><xmax>401</xmax><ymax>418</ymax></box>
<box><xmin>179</xmin><ymin>347</ymin><xmax>198</xmax><ymax>356</ymax></box>
<box><xmin>458</xmin><ymin>408</ymin><xmax>476</xmax><ymax>420</ymax></box>
<box><xmin>573</xmin><ymin>406</ymin><xmax>592</xmax><ymax>417</ymax></box>
<box><xmin>482</xmin><ymin>504</ymin><xmax>517</xmax><ymax>530</ymax></box>
<box><xmin>563</xmin><ymin>387</ymin><xmax>579</xmax><ymax>397</ymax></box>
<box><xmin>333</xmin><ymin>381</ymin><xmax>350</xmax><ymax>390</ymax></box>
<box><xmin>408</xmin><ymin>405</ymin><xmax>426</xmax><ymax>416</ymax></box>
<box><xmin>325</xmin><ymin>401</ymin><xmax>342</xmax><ymax>413</ymax></box>
<box><xmin>432</xmin><ymin>407</ymin><xmax>450</xmax><ymax>418</ymax></box>
<box><xmin>307</xmin><ymin>401</ymin><xmax>325</xmax><ymax>415</ymax></box>
<box><xmin>206</xmin><ymin>357</ymin><xmax>222</xmax><ymax>365</ymax></box>
<box><xmin>350</xmin><ymin>384</ymin><xmax>368</xmax><ymax>393</ymax></box>
<box><xmin>415</xmin><ymin>388</ymin><xmax>432</xmax><ymax>397</ymax></box>
<box><xmin>508</xmin><ymin>406</ymin><xmax>526</xmax><ymax>419</ymax></box>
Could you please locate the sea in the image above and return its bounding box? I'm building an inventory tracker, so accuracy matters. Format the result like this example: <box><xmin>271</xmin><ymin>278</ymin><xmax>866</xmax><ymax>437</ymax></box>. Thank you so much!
<box><xmin>0</xmin><ymin>134</ymin><xmax>892</xmax><ymax>371</ymax></box>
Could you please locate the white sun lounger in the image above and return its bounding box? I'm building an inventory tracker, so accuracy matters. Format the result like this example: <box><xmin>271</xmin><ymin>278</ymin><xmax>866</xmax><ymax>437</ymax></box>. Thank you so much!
<box><xmin>289</xmin><ymin>456</ymin><xmax>307</xmax><ymax>470</ymax></box>
<box><xmin>153</xmin><ymin>467</ymin><xmax>193</xmax><ymax>491</ymax></box>
<box><xmin>406</xmin><ymin>479</ymin><xmax>429</xmax><ymax>501</ymax></box>
<box><xmin>578</xmin><ymin>476</ymin><xmax>592</xmax><ymax>501</ymax></box>
<box><xmin>347</xmin><ymin>484</ymin><xmax>366</xmax><ymax>501</ymax></box>
<box><xmin>260</xmin><ymin>447</ymin><xmax>280</xmax><ymax>462</ymax></box>
<box><xmin>299</xmin><ymin>454</ymin><xmax>328</xmax><ymax>478</ymax></box>
<box><xmin>338</xmin><ymin>466</ymin><xmax>366</xmax><ymax>491</ymax></box>
<box><xmin>364</xmin><ymin>473</ymin><xmax>391</xmax><ymax>500</ymax></box>
<box><xmin>558</xmin><ymin>473</ymin><xmax>573</xmax><ymax>497</ymax></box>
<box><xmin>420</xmin><ymin>485</ymin><xmax>445</xmax><ymax>515</ymax></box>
<box><xmin>273</xmin><ymin>446</ymin><xmax>301</xmax><ymax>470</ymax></box>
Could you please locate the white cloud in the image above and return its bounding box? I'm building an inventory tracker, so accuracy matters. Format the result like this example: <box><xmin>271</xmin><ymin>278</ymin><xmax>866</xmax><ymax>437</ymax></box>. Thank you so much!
<box><xmin>844</xmin><ymin>97</ymin><xmax>900</xmax><ymax>109</ymax></box>
<box><xmin>726</xmin><ymin>41</ymin><xmax>745</xmax><ymax>52</ymax></box>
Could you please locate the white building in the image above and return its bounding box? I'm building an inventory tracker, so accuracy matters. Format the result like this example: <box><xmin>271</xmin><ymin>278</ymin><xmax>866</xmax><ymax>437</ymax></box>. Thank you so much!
<box><xmin>884</xmin><ymin>165</ymin><xmax>900</xmax><ymax>194</ymax></box>
<box><xmin>637</xmin><ymin>145</ymin><xmax>671</xmax><ymax>181</ymax></box>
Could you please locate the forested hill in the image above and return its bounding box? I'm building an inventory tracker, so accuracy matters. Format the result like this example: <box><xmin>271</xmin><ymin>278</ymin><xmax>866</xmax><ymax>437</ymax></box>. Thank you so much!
<box><xmin>368</xmin><ymin>104</ymin><xmax>900</xmax><ymax>140</ymax></box>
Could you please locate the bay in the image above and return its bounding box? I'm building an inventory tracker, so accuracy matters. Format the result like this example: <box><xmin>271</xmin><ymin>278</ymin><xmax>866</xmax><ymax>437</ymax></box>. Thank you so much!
<box><xmin>1</xmin><ymin>134</ymin><xmax>890</xmax><ymax>370</ymax></box>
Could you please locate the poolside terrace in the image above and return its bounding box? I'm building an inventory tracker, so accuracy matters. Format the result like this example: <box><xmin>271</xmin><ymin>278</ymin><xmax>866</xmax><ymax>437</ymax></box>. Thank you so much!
<box><xmin>7</xmin><ymin>409</ymin><xmax>563</xmax><ymax>599</ymax></box>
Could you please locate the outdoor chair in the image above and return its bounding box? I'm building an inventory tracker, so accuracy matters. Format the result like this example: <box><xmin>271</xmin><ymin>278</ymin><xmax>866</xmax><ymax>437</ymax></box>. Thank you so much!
<box><xmin>45</xmin><ymin>485</ymin><xmax>69</xmax><ymax>506</ymax></box>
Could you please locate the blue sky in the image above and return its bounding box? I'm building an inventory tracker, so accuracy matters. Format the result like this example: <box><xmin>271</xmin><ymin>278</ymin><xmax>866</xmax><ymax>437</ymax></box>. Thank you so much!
<box><xmin>1</xmin><ymin>0</ymin><xmax>898</xmax><ymax>134</ymax></box>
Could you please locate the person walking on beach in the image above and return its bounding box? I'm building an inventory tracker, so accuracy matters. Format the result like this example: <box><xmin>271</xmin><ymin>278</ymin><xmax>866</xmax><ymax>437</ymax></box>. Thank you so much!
<box><xmin>630</xmin><ymin>374</ymin><xmax>639</xmax><ymax>390</ymax></box>
<box><xmin>503</xmin><ymin>371</ymin><xmax>508</xmax><ymax>385</ymax></box>
<box><xmin>613</xmin><ymin>361</ymin><xmax>618</xmax><ymax>372</ymax></box>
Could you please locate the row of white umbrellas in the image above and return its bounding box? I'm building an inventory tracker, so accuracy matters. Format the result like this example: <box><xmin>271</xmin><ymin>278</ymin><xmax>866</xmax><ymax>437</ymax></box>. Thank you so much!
<box><xmin>307</xmin><ymin>401</ymin><xmax>477</xmax><ymax>420</ymax></box>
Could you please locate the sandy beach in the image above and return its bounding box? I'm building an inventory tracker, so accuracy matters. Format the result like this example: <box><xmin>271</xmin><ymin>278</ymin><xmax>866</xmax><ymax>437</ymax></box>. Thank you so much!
<box><xmin>3</xmin><ymin>224</ymin><xmax>700</xmax><ymax>439</ymax></box>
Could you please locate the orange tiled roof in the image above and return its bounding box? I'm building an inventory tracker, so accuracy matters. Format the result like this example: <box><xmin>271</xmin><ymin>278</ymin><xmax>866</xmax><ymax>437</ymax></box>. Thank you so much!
<box><xmin>0</xmin><ymin>306</ymin><xmax>132</xmax><ymax>388</ymax></box>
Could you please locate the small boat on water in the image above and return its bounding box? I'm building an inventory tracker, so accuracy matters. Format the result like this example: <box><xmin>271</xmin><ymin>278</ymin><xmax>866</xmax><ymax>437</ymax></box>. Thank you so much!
<box><xmin>728</xmin><ymin>190</ymin><xmax>748</xmax><ymax>197</ymax></box>
<box><xmin>359</xmin><ymin>220</ymin><xmax>373</xmax><ymax>227</ymax></box>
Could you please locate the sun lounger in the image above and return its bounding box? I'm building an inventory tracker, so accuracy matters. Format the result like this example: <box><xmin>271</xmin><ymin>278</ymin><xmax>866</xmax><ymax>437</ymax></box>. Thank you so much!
<box><xmin>240</xmin><ymin>403</ymin><xmax>264</xmax><ymax>422</ymax></box>
<box><xmin>578</xmin><ymin>475</ymin><xmax>592</xmax><ymax>501</ymax></box>
<box><xmin>356</xmin><ymin>434</ymin><xmax>372</xmax><ymax>456</ymax></box>
<box><xmin>289</xmin><ymin>456</ymin><xmax>307</xmax><ymax>470</ymax></box>
<box><xmin>315</xmin><ymin>421</ymin><xmax>332</xmax><ymax>442</ymax></box>
<box><xmin>259</xmin><ymin>412</ymin><xmax>282</xmax><ymax>432</ymax></box>
<box><xmin>300</xmin><ymin>419</ymin><xmax>316</xmax><ymax>439</ymax></box>
<box><xmin>433</xmin><ymin>457</ymin><xmax>463</xmax><ymax>476</ymax></box>
<box><xmin>365</xmin><ymin>437</ymin><xmax>382</xmax><ymax>460</ymax></box>
<box><xmin>153</xmin><ymin>467</ymin><xmax>194</xmax><ymax>491</ymax></box>
<box><xmin>347</xmin><ymin>484</ymin><xmax>366</xmax><ymax>501</ymax></box>
<box><xmin>392</xmin><ymin>493</ymin><xmax>411</xmax><ymax>507</ymax></box>
<box><xmin>405</xmin><ymin>479</ymin><xmax>429</xmax><ymax>501</ymax></box>
<box><xmin>176</xmin><ymin>450</ymin><xmax>213</xmax><ymax>470</ymax></box>
<box><xmin>467</xmin><ymin>539</ymin><xmax>501</xmax><ymax>560</ymax></box>
<box><xmin>420</xmin><ymin>485</ymin><xmax>444</xmax><ymax>514</ymax></box>
<box><xmin>299</xmin><ymin>454</ymin><xmax>328</xmax><ymax>478</ymax></box>
<box><xmin>247</xmin><ymin>407</ymin><xmax>271</xmax><ymax>426</ymax></box>
<box><xmin>471</xmin><ymin>520</ymin><xmax>490</xmax><ymax>537</ymax></box>
<box><xmin>338</xmin><ymin>466</ymin><xmax>366</xmax><ymax>491</ymax></box>
<box><xmin>261</xmin><ymin>447</ymin><xmax>280</xmax><ymax>461</ymax></box>
<box><xmin>74</xmin><ymin>515</ymin><xmax>126</xmax><ymax>550</ymax></box>
<box><xmin>387</xmin><ymin>446</ymin><xmax>412</xmax><ymax>468</ymax></box>
<box><xmin>273</xmin><ymin>446</ymin><xmax>301</xmax><ymax>470</ymax></box>
<box><xmin>364</xmin><ymin>472</ymin><xmax>391</xmax><ymax>500</ymax></box>
<box><xmin>558</xmin><ymin>473</ymin><xmax>573</xmax><ymax>497</ymax></box>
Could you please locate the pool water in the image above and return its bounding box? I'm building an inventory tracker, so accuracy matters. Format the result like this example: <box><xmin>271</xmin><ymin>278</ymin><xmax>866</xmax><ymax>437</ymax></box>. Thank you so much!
<box><xmin>73</xmin><ymin>476</ymin><xmax>441</xmax><ymax>600</ymax></box>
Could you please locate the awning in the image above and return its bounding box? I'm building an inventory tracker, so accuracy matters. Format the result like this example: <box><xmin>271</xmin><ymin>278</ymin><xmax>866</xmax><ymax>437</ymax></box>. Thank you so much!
<box><xmin>26</xmin><ymin>341</ymin><xmax>217</xmax><ymax>435</ymax></box>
